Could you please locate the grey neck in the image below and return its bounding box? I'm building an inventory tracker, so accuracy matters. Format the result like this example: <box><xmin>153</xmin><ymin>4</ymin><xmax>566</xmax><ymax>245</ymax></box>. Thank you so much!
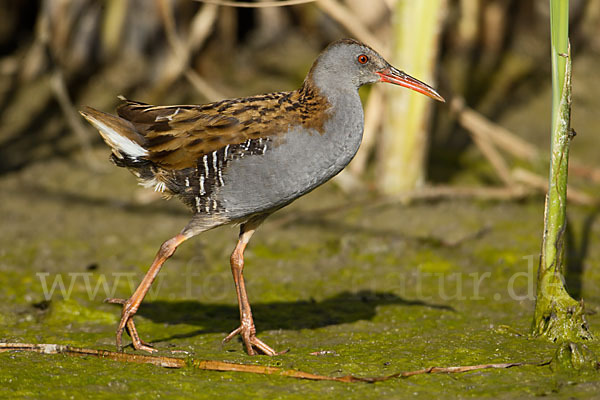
<box><xmin>315</xmin><ymin>81</ymin><xmax>365</xmax><ymax>175</ymax></box>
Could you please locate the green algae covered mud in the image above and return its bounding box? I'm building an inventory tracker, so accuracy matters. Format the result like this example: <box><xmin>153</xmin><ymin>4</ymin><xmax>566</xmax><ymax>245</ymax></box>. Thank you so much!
<box><xmin>1</xmin><ymin>156</ymin><xmax>599</xmax><ymax>398</ymax></box>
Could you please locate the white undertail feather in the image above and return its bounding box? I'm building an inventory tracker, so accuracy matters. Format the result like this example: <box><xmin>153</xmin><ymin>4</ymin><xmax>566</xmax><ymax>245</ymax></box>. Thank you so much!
<box><xmin>84</xmin><ymin>114</ymin><xmax>148</xmax><ymax>159</ymax></box>
<box><xmin>140</xmin><ymin>177</ymin><xmax>173</xmax><ymax>198</ymax></box>
<box><xmin>154</xmin><ymin>181</ymin><xmax>167</xmax><ymax>192</ymax></box>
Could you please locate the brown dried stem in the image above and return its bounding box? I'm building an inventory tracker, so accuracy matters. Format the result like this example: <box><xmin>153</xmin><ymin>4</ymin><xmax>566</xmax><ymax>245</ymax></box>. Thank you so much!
<box><xmin>513</xmin><ymin>168</ymin><xmax>595</xmax><ymax>206</ymax></box>
<box><xmin>316</xmin><ymin>0</ymin><xmax>384</xmax><ymax>52</ymax></box>
<box><xmin>158</xmin><ymin>0</ymin><xmax>222</xmax><ymax>101</ymax></box>
<box><xmin>450</xmin><ymin>97</ymin><xmax>598</xmax><ymax>205</ymax></box>
<box><xmin>451</xmin><ymin>96</ymin><xmax>600</xmax><ymax>185</ymax></box>
<box><xmin>0</xmin><ymin>342</ymin><xmax>548</xmax><ymax>383</ymax></box>
<box><xmin>194</xmin><ymin>0</ymin><xmax>316</xmax><ymax>7</ymax></box>
<box><xmin>50</xmin><ymin>69</ymin><xmax>102</xmax><ymax>168</ymax></box>
<box><xmin>450</xmin><ymin>97</ymin><xmax>539</xmax><ymax>162</ymax></box>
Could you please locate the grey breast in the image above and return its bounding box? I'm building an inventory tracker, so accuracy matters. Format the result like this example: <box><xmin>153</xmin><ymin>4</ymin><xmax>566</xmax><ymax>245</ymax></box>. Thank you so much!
<box><xmin>217</xmin><ymin>90</ymin><xmax>365</xmax><ymax>219</ymax></box>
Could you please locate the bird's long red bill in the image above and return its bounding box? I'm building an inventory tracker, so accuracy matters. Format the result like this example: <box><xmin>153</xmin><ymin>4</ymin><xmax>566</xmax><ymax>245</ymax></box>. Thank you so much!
<box><xmin>377</xmin><ymin>67</ymin><xmax>445</xmax><ymax>102</ymax></box>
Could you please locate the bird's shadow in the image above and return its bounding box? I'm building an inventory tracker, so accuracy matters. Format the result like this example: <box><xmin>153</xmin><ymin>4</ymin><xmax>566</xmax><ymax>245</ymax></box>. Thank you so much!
<box><xmin>126</xmin><ymin>290</ymin><xmax>454</xmax><ymax>345</ymax></box>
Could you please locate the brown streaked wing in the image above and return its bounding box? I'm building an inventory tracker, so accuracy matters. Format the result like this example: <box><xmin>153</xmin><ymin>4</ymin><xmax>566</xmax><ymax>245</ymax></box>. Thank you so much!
<box><xmin>116</xmin><ymin>85</ymin><xmax>330</xmax><ymax>170</ymax></box>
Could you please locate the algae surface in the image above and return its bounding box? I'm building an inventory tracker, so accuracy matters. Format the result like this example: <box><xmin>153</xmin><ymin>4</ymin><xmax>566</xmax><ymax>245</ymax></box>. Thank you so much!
<box><xmin>1</xmin><ymin>150</ymin><xmax>599</xmax><ymax>399</ymax></box>
<box><xmin>2</xmin><ymin>52</ymin><xmax>600</xmax><ymax>397</ymax></box>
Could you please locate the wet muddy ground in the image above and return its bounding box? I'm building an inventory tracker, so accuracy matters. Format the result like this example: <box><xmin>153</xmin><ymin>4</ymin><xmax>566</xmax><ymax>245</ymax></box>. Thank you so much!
<box><xmin>1</xmin><ymin>53</ymin><xmax>599</xmax><ymax>399</ymax></box>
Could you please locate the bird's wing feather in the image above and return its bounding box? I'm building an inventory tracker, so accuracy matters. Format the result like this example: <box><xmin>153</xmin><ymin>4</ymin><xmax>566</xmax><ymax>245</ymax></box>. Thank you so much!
<box><xmin>115</xmin><ymin>85</ymin><xmax>330</xmax><ymax>170</ymax></box>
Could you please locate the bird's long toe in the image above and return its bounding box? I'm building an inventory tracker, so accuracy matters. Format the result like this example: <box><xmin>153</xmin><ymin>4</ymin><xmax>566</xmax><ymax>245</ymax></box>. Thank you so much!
<box><xmin>125</xmin><ymin>318</ymin><xmax>156</xmax><ymax>353</ymax></box>
<box><xmin>106</xmin><ymin>297</ymin><xmax>156</xmax><ymax>353</ymax></box>
<box><xmin>248</xmin><ymin>336</ymin><xmax>279</xmax><ymax>356</ymax></box>
<box><xmin>223</xmin><ymin>326</ymin><xmax>279</xmax><ymax>356</ymax></box>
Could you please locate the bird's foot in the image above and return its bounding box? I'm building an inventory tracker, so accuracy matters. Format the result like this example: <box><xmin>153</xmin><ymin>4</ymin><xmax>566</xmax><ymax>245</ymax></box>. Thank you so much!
<box><xmin>222</xmin><ymin>325</ymin><xmax>282</xmax><ymax>356</ymax></box>
<box><xmin>105</xmin><ymin>297</ymin><xmax>156</xmax><ymax>353</ymax></box>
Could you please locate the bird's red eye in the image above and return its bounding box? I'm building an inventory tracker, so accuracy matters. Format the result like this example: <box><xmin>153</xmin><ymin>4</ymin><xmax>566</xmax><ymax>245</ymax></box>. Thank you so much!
<box><xmin>358</xmin><ymin>54</ymin><xmax>369</xmax><ymax>64</ymax></box>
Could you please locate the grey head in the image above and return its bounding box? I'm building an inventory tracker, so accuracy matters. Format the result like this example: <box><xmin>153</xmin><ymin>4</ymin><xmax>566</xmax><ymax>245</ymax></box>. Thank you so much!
<box><xmin>307</xmin><ymin>38</ymin><xmax>444</xmax><ymax>101</ymax></box>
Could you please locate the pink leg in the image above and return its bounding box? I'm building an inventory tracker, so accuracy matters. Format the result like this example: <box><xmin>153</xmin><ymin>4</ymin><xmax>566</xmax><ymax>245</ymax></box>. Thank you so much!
<box><xmin>222</xmin><ymin>217</ymin><xmax>278</xmax><ymax>356</ymax></box>
<box><xmin>106</xmin><ymin>233</ymin><xmax>187</xmax><ymax>352</ymax></box>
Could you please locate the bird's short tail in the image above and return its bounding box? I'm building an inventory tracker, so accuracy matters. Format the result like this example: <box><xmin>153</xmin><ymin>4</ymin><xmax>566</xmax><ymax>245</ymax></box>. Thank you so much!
<box><xmin>80</xmin><ymin>106</ymin><xmax>148</xmax><ymax>161</ymax></box>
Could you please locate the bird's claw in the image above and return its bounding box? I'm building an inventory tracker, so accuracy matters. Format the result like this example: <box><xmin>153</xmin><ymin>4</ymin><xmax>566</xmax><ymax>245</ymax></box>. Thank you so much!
<box><xmin>105</xmin><ymin>297</ymin><xmax>156</xmax><ymax>353</ymax></box>
<box><xmin>223</xmin><ymin>325</ymin><xmax>282</xmax><ymax>356</ymax></box>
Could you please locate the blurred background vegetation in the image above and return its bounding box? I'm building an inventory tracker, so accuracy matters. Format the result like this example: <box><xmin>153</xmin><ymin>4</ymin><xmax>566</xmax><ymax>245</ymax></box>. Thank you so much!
<box><xmin>1</xmin><ymin>0</ymin><xmax>599</xmax><ymax>200</ymax></box>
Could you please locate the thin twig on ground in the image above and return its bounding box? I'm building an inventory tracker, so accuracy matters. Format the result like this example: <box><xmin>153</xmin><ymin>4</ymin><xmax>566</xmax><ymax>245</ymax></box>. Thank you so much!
<box><xmin>0</xmin><ymin>343</ymin><xmax>549</xmax><ymax>383</ymax></box>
